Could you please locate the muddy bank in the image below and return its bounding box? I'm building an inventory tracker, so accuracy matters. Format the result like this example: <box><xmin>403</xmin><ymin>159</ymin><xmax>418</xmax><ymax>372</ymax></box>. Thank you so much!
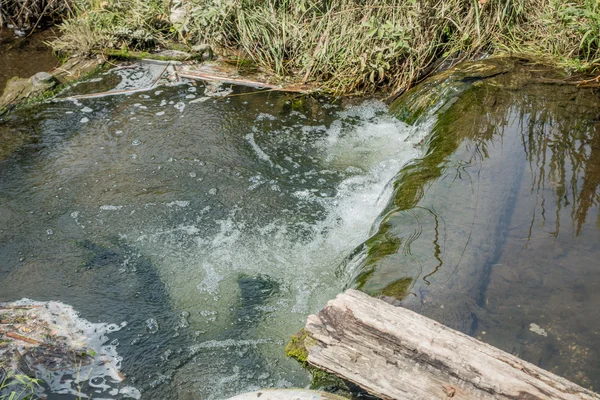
<box><xmin>0</xmin><ymin>29</ymin><xmax>59</xmax><ymax>94</ymax></box>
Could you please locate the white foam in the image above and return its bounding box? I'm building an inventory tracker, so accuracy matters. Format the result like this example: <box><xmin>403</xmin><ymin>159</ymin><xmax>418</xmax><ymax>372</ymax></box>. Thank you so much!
<box><xmin>166</xmin><ymin>200</ymin><xmax>190</xmax><ymax>207</ymax></box>
<box><xmin>174</xmin><ymin>102</ymin><xmax>186</xmax><ymax>112</ymax></box>
<box><xmin>0</xmin><ymin>299</ymin><xmax>139</xmax><ymax>399</ymax></box>
<box><xmin>100</xmin><ymin>205</ymin><xmax>123</xmax><ymax>211</ymax></box>
<box><xmin>245</xmin><ymin>131</ymin><xmax>273</xmax><ymax>166</ymax></box>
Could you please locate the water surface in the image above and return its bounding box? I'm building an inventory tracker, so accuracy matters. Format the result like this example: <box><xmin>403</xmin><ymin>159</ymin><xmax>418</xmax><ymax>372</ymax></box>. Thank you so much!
<box><xmin>0</xmin><ymin>79</ymin><xmax>426</xmax><ymax>398</ymax></box>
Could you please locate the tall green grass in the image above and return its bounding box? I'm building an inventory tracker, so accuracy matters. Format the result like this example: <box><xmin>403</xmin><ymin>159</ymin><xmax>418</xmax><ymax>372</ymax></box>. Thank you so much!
<box><xmin>49</xmin><ymin>0</ymin><xmax>600</xmax><ymax>95</ymax></box>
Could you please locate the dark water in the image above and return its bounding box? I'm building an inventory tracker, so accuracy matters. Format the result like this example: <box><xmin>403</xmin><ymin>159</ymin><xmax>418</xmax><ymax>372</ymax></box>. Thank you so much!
<box><xmin>352</xmin><ymin>59</ymin><xmax>600</xmax><ymax>390</ymax></box>
<box><xmin>0</xmin><ymin>73</ymin><xmax>425</xmax><ymax>398</ymax></box>
<box><xmin>0</xmin><ymin>29</ymin><xmax>59</xmax><ymax>93</ymax></box>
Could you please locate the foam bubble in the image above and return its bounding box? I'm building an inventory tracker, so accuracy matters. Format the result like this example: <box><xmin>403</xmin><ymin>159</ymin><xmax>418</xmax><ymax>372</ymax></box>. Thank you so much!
<box><xmin>100</xmin><ymin>205</ymin><xmax>123</xmax><ymax>211</ymax></box>
<box><xmin>0</xmin><ymin>299</ymin><xmax>139</xmax><ymax>399</ymax></box>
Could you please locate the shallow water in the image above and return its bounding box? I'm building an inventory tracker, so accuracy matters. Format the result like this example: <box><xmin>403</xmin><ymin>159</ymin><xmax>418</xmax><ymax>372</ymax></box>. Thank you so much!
<box><xmin>1</xmin><ymin>59</ymin><xmax>599</xmax><ymax>398</ymax></box>
<box><xmin>0</xmin><ymin>76</ymin><xmax>427</xmax><ymax>398</ymax></box>
<box><xmin>352</xmin><ymin>60</ymin><xmax>600</xmax><ymax>390</ymax></box>
<box><xmin>0</xmin><ymin>28</ymin><xmax>59</xmax><ymax>93</ymax></box>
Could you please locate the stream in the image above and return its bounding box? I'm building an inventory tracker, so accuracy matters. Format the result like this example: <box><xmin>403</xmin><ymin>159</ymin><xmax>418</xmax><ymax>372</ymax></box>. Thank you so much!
<box><xmin>0</xmin><ymin>58</ymin><xmax>599</xmax><ymax>398</ymax></box>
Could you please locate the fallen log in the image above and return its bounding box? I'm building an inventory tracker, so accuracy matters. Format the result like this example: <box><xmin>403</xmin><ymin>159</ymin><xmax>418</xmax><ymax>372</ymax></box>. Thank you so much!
<box><xmin>176</xmin><ymin>63</ymin><xmax>317</xmax><ymax>93</ymax></box>
<box><xmin>304</xmin><ymin>289</ymin><xmax>600</xmax><ymax>400</ymax></box>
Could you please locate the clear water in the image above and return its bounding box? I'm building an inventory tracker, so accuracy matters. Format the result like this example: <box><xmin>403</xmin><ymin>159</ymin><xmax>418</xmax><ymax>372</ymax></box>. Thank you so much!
<box><xmin>350</xmin><ymin>67</ymin><xmax>600</xmax><ymax>390</ymax></box>
<box><xmin>4</xmin><ymin>60</ymin><xmax>599</xmax><ymax>398</ymax></box>
<box><xmin>0</xmin><ymin>80</ymin><xmax>428</xmax><ymax>398</ymax></box>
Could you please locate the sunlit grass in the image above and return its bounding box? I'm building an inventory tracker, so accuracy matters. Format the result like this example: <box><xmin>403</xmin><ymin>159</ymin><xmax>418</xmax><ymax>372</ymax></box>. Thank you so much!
<box><xmin>5</xmin><ymin>0</ymin><xmax>600</xmax><ymax>95</ymax></box>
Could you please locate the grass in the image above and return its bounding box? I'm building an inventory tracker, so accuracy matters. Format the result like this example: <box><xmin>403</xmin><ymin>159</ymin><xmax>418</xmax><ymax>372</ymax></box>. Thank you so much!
<box><xmin>4</xmin><ymin>0</ymin><xmax>600</xmax><ymax>95</ymax></box>
<box><xmin>0</xmin><ymin>367</ymin><xmax>41</xmax><ymax>400</ymax></box>
<box><xmin>44</xmin><ymin>0</ymin><xmax>600</xmax><ymax>96</ymax></box>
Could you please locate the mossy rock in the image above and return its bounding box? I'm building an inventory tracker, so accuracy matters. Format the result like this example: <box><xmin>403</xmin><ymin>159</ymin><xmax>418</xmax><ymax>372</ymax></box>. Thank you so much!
<box><xmin>0</xmin><ymin>73</ymin><xmax>58</xmax><ymax>109</ymax></box>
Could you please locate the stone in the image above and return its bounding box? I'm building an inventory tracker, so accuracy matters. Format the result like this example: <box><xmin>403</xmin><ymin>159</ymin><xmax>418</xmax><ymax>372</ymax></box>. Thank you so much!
<box><xmin>191</xmin><ymin>44</ymin><xmax>214</xmax><ymax>61</ymax></box>
<box><xmin>0</xmin><ymin>71</ymin><xmax>56</xmax><ymax>109</ymax></box>
<box><xmin>191</xmin><ymin>44</ymin><xmax>211</xmax><ymax>53</ymax></box>
<box><xmin>153</xmin><ymin>49</ymin><xmax>193</xmax><ymax>61</ymax></box>
<box><xmin>31</xmin><ymin>72</ymin><xmax>56</xmax><ymax>86</ymax></box>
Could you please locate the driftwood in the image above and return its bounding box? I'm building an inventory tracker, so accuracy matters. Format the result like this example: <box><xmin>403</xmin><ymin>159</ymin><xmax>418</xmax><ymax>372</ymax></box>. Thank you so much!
<box><xmin>227</xmin><ymin>389</ymin><xmax>347</xmax><ymax>400</ymax></box>
<box><xmin>177</xmin><ymin>63</ymin><xmax>316</xmax><ymax>93</ymax></box>
<box><xmin>305</xmin><ymin>289</ymin><xmax>600</xmax><ymax>400</ymax></box>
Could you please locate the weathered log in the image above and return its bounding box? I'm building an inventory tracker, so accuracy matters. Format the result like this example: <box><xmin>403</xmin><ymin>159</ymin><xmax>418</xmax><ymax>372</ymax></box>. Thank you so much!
<box><xmin>227</xmin><ymin>389</ymin><xmax>347</xmax><ymax>400</ymax></box>
<box><xmin>305</xmin><ymin>289</ymin><xmax>600</xmax><ymax>400</ymax></box>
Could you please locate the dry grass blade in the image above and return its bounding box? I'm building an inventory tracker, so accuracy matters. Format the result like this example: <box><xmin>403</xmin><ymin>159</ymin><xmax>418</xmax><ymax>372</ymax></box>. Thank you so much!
<box><xmin>41</xmin><ymin>0</ymin><xmax>600</xmax><ymax>95</ymax></box>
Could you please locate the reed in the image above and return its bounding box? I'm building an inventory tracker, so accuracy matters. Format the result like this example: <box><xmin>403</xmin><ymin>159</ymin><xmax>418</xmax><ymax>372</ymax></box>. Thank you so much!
<box><xmin>42</xmin><ymin>0</ymin><xmax>600</xmax><ymax>95</ymax></box>
<box><xmin>0</xmin><ymin>0</ymin><xmax>72</xmax><ymax>31</ymax></box>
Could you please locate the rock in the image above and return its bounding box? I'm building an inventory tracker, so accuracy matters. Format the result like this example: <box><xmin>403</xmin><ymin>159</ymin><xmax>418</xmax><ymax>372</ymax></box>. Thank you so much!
<box><xmin>191</xmin><ymin>44</ymin><xmax>211</xmax><ymax>53</ymax></box>
<box><xmin>191</xmin><ymin>44</ymin><xmax>215</xmax><ymax>61</ymax></box>
<box><xmin>170</xmin><ymin>0</ymin><xmax>188</xmax><ymax>26</ymax></box>
<box><xmin>31</xmin><ymin>72</ymin><xmax>56</xmax><ymax>86</ymax></box>
<box><xmin>154</xmin><ymin>49</ymin><xmax>193</xmax><ymax>61</ymax></box>
<box><xmin>0</xmin><ymin>72</ymin><xmax>57</xmax><ymax>109</ymax></box>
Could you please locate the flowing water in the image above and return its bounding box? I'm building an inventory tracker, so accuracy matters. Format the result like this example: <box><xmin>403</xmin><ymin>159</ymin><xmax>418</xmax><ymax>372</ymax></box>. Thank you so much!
<box><xmin>1</xmin><ymin>58</ymin><xmax>599</xmax><ymax>398</ymax></box>
<box><xmin>0</xmin><ymin>75</ymin><xmax>427</xmax><ymax>398</ymax></box>
<box><xmin>351</xmin><ymin>58</ymin><xmax>600</xmax><ymax>390</ymax></box>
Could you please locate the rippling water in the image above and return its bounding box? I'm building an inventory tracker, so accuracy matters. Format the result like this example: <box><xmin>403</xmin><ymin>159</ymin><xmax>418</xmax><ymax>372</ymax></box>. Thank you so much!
<box><xmin>0</xmin><ymin>80</ymin><xmax>429</xmax><ymax>398</ymax></box>
<box><xmin>2</xmin><ymin>59</ymin><xmax>599</xmax><ymax>398</ymax></box>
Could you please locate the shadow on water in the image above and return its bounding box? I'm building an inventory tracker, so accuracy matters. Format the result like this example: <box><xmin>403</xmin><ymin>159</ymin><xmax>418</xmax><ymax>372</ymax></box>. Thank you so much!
<box><xmin>347</xmin><ymin>58</ymin><xmax>600</xmax><ymax>389</ymax></box>
<box><xmin>0</xmin><ymin>77</ymin><xmax>429</xmax><ymax>398</ymax></box>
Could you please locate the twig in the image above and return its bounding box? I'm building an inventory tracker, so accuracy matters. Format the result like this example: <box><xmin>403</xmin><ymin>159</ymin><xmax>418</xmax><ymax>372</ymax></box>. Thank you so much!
<box><xmin>1</xmin><ymin>330</ymin><xmax>44</xmax><ymax>346</ymax></box>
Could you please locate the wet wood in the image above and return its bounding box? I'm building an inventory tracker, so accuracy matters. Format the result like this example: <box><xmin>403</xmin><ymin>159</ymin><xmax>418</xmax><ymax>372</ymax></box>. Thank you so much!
<box><xmin>177</xmin><ymin>64</ymin><xmax>316</xmax><ymax>93</ymax></box>
<box><xmin>305</xmin><ymin>289</ymin><xmax>600</xmax><ymax>400</ymax></box>
<box><xmin>1</xmin><ymin>330</ymin><xmax>44</xmax><ymax>345</ymax></box>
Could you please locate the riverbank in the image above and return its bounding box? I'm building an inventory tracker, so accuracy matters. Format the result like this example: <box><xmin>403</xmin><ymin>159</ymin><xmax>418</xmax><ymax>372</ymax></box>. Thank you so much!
<box><xmin>48</xmin><ymin>0</ymin><xmax>600</xmax><ymax>96</ymax></box>
<box><xmin>2</xmin><ymin>0</ymin><xmax>600</xmax><ymax>99</ymax></box>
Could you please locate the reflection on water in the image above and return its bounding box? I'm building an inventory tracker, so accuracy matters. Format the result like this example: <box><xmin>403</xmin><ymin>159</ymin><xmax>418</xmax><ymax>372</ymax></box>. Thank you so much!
<box><xmin>2</xmin><ymin>58</ymin><xmax>599</xmax><ymax>397</ymax></box>
<box><xmin>0</xmin><ymin>81</ymin><xmax>427</xmax><ymax>398</ymax></box>
<box><xmin>480</xmin><ymin>82</ymin><xmax>600</xmax><ymax>389</ymax></box>
<box><xmin>350</xmin><ymin>59</ymin><xmax>600</xmax><ymax>389</ymax></box>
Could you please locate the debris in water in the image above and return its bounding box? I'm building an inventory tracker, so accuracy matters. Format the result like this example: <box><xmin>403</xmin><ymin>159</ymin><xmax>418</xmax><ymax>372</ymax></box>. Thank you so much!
<box><xmin>146</xmin><ymin>318</ymin><xmax>159</xmax><ymax>333</ymax></box>
<box><xmin>529</xmin><ymin>323</ymin><xmax>548</xmax><ymax>337</ymax></box>
<box><xmin>0</xmin><ymin>299</ymin><xmax>139</xmax><ymax>399</ymax></box>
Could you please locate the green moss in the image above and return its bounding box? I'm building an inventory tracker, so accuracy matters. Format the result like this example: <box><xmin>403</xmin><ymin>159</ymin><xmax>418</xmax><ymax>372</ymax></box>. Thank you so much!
<box><xmin>285</xmin><ymin>329</ymin><xmax>309</xmax><ymax>364</ymax></box>
<box><xmin>285</xmin><ymin>330</ymin><xmax>352</xmax><ymax>398</ymax></box>
<box><xmin>309</xmin><ymin>368</ymin><xmax>351</xmax><ymax>396</ymax></box>
<box><xmin>2</xmin><ymin>62</ymin><xmax>109</xmax><ymax>117</ymax></box>
<box><xmin>102</xmin><ymin>48</ymin><xmax>202</xmax><ymax>62</ymax></box>
<box><xmin>379</xmin><ymin>277</ymin><xmax>413</xmax><ymax>300</ymax></box>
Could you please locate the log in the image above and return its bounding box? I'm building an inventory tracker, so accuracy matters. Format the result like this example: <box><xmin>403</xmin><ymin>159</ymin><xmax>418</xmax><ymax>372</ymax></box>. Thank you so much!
<box><xmin>226</xmin><ymin>389</ymin><xmax>347</xmax><ymax>400</ymax></box>
<box><xmin>305</xmin><ymin>289</ymin><xmax>600</xmax><ymax>400</ymax></box>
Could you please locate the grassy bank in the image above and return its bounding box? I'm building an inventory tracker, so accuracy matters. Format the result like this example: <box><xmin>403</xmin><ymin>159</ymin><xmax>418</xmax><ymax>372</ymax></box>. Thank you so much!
<box><xmin>10</xmin><ymin>0</ymin><xmax>600</xmax><ymax>95</ymax></box>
